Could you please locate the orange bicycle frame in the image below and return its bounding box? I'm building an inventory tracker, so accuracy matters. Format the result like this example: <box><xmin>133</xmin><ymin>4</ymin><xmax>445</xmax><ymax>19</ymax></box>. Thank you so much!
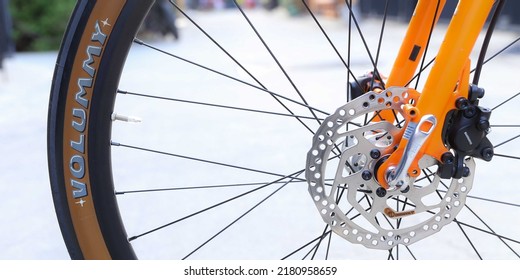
<box><xmin>376</xmin><ymin>0</ymin><xmax>495</xmax><ymax>186</ymax></box>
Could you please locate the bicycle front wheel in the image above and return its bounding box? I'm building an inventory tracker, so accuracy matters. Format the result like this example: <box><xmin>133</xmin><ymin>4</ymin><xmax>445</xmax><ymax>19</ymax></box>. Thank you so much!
<box><xmin>48</xmin><ymin>0</ymin><xmax>520</xmax><ymax>259</ymax></box>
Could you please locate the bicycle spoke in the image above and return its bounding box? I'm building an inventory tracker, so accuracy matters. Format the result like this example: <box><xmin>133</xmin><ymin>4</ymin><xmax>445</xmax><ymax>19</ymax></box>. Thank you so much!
<box><xmin>456</xmin><ymin>220</ymin><xmax>520</xmax><ymax>245</ymax></box>
<box><xmin>391</xmin><ymin>110</ymin><xmax>403</xmax><ymax>128</ymax></box>
<box><xmin>324</xmin><ymin>227</ymin><xmax>333</xmax><ymax>260</ymax></box>
<box><xmin>454</xmin><ymin>219</ymin><xmax>483</xmax><ymax>260</ymax></box>
<box><xmin>395</xmin><ymin>197</ymin><xmax>409</xmax><ymax>229</ymax></box>
<box><xmin>363</xmin><ymin>110</ymin><xmax>406</xmax><ymax>127</ymax></box>
<box><xmin>436</xmin><ymin>189</ymin><xmax>520</xmax><ymax>208</ymax></box>
<box><xmin>404</xmin><ymin>245</ymin><xmax>417</xmax><ymax>260</ymax></box>
<box><xmin>344</xmin><ymin>193</ymin><xmax>370</xmax><ymax>217</ymax></box>
<box><xmin>346</xmin><ymin>0</ymin><xmax>354</xmax><ymax>101</ymax></box>
<box><xmin>115</xmin><ymin>180</ymin><xmax>303</xmax><ymax>195</ymax></box>
<box><xmin>491</xmin><ymin>125</ymin><xmax>520</xmax><ymax>128</ymax></box>
<box><xmin>494</xmin><ymin>153</ymin><xmax>520</xmax><ymax>160</ymax></box>
<box><xmin>464</xmin><ymin>204</ymin><xmax>520</xmax><ymax>257</ymax></box>
<box><xmin>429</xmin><ymin>170</ymin><xmax>520</xmax><ymax>258</ymax></box>
<box><xmin>307</xmin><ymin>188</ymin><xmax>347</xmax><ymax>260</ymax></box>
<box><xmin>282</xmin><ymin>230</ymin><xmax>332</xmax><ymax>260</ymax></box>
<box><xmin>112</xmin><ymin>141</ymin><xmax>304</xmax><ymax>180</ymax></box>
<box><xmin>307</xmin><ymin>226</ymin><xmax>332</xmax><ymax>260</ymax></box>
<box><xmin>232</xmin><ymin>0</ymin><xmax>322</xmax><ymax>127</ymax></box>
<box><xmin>493</xmin><ymin>133</ymin><xmax>520</xmax><ymax>149</ymax></box>
<box><xmin>387</xmin><ymin>249</ymin><xmax>395</xmax><ymax>260</ymax></box>
<box><xmin>117</xmin><ymin>89</ymin><xmax>322</xmax><ymax>121</ymax></box>
<box><xmin>167</xmin><ymin>0</ymin><xmax>265</xmax><ymax>90</ymax></box>
<box><xmin>128</xmin><ymin>170</ymin><xmax>304</xmax><ymax>242</ymax></box>
<box><xmin>370</xmin><ymin>0</ymin><xmax>389</xmax><ymax>90</ymax></box>
<box><xmin>476</xmin><ymin>35</ymin><xmax>520</xmax><ymax>69</ymax></box>
<box><xmin>132</xmin><ymin>38</ymin><xmax>331</xmax><ymax>117</ymax></box>
<box><xmin>167</xmin><ymin>1</ymin><xmax>329</xmax><ymax>135</ymax></box>
<box><xmin>301</xmin><ymin>0</ymin><xmax>361</xmax><ymax>89</ymax></box>
<box><xmin>343</xmin><ymin>0</ymin><xmax>382</xmax><ymax>81</ymax></box>
<box><xmin>492</xmin><ymin>91</ymin><xmax>520</xmax><ymax>111</ymax></box>
<box><xmin>182</xmin><ymin>171</ymin><xmax>303</xmax><ymax>259</ymax></box>
<box><xmin>405</xmin><ymin>57</ymin><xmax>436</xmax><ymax>88</ymax></box>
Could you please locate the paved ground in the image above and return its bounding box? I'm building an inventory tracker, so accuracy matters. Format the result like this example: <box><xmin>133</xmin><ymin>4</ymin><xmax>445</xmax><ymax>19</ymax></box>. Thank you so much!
<box><xmin>1</xmin><ymin>7</ymin><xmax>520</xmax><ymax>260</ymax></box>
<box><xmin>0</xmin><ymin>50</ymin><xmax>67</xmax><ymax>259</ymax></box>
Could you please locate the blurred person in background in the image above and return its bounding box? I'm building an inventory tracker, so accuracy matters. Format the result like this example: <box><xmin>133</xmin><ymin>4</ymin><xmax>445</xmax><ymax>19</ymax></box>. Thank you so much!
<box><xmin>1</xmin><ymin>0</ymin><xmax>14</xmax><ymax>72</ymax></box>
<box><xmin>144</xmin><ymin>0</ymin><xmax>179</xmax><ymax>40</ymax></box>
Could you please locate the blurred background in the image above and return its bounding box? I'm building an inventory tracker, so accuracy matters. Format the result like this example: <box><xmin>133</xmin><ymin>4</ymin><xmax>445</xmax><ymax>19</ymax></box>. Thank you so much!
<box><xmin>3</xmin><ymin>0</ymin><xmax>520</xmax><ymax>54</ymax></box>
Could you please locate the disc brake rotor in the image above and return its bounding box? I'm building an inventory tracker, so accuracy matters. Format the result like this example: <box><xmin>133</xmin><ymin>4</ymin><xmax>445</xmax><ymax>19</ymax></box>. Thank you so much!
<box><xmin>306</xmin><ymin>87</ymin><xmax>475</xmax><ymax>249</ymax></box>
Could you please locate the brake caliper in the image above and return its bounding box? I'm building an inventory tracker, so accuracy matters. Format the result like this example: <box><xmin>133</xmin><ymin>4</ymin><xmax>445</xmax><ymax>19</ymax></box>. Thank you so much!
<box><xmin>439</xmin><ymin>85</ymin><xmax>494</xmax><ymax>179</ymax></box>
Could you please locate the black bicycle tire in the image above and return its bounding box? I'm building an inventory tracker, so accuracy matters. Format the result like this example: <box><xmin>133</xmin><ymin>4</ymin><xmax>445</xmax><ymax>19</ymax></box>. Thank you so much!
<box><xmin>48</xmin><ymin>0</ymin><xmax>154</xmax><ymax>259</ymax></box>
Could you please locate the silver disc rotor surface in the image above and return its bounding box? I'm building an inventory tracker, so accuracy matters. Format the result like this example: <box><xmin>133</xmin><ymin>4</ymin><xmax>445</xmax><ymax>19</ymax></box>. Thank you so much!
<box><xmin>306</xmin><ymin>87</ymin><xmax>474</xmax><ymax>250</ymax></box>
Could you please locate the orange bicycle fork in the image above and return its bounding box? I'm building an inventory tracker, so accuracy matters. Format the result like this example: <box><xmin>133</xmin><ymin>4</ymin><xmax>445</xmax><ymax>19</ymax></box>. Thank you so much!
<box><xmin>373</xmin><ymin>0</ymin><xmax>495</xmax><ymax>189</ymax></box>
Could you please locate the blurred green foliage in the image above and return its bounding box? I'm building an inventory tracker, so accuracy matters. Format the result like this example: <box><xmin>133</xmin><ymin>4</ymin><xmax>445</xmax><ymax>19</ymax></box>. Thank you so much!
<box><xmin>9</xmin><ymin>0</ymin><xmax>76</xmax><ymax>51</ymax></box>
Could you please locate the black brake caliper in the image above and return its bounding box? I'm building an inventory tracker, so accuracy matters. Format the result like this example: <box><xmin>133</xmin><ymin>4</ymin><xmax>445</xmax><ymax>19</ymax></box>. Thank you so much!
<box><xmin>439</xmin><ymin>85</ymin><xmax>494</xmax><ymax>179</ymax></box>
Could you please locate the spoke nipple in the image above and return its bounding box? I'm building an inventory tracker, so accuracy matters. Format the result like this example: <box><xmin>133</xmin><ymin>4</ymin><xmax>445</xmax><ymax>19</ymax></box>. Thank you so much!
<box><xmin>111</xmin><ymin>141</ymin><xmax>121</xmax><ymax>146</ymax></box>
<box><xmin>133</xmin><ymin>38</ymin><xmax>144</xmax><ymax>45</ymax></box>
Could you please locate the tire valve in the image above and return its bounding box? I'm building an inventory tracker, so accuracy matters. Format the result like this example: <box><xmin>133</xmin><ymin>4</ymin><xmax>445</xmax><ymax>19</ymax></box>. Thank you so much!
<box><xmin>111</xmin><ymin>112</ymin><xmax>142</xmax><ymax>123</ymax></box>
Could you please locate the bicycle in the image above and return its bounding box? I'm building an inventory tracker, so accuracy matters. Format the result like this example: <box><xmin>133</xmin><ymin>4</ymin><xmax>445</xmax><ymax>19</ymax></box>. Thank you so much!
<box><xmin>47</xmin><ymin>0</ymin><xmax>520</xmax><ymax>259</ymax></box>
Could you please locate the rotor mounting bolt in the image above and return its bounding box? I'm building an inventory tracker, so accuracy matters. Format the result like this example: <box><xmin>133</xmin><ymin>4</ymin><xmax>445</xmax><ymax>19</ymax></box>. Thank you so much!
<box><xmin>362</xmin><ymin>170</ymin><xmax>373</xmax><ymax>181</ymax></box>
<box><xmin>376</xmin><ymin>187</ymin><xmax>387</xmax><ymax>198</ymax></box>
<box><xmin>370</xmin><ymin>149</ymin><xmax>381</xmax><ymax>159</ymax></box>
